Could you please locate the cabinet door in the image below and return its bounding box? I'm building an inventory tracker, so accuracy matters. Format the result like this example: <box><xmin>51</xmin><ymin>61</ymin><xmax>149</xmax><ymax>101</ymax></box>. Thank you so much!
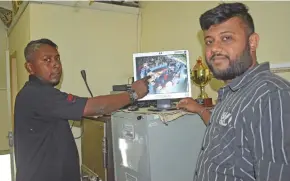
<box><xmin>82</xmin><ymin>119</ymin><xmax>105</xmax><ymax>180</ymax></box>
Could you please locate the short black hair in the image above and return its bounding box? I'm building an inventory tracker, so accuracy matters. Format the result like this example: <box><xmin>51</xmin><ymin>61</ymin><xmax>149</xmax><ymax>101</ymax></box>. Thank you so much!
<box><xmin>24</xmin><ymin>38</ymin><xmax>58</xmax><ymax>62</ymax></box>
<box><xmin>199</xmin><ymin>2</ymin><xmax>255</xmax><ymax>35</ymax></box>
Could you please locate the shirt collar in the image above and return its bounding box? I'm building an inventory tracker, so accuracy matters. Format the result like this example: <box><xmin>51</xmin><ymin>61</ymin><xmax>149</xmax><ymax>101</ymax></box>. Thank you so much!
<box><xmin>28</xmin><ymin>75</ymin><xmax>54</xmax><ymax>87</ymax></box>
<box><xmin>228</xmin><ymin>62</ymin><xmax>270</xmax><ymax>91</ymax></box>
<box><xmin>29</xmin><ymin>74</ymin><xmax>41</xmax><ymax>82</ymax></box>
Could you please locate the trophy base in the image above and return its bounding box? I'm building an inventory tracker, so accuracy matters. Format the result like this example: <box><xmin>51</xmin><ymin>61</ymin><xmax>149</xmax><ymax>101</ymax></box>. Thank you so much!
<box><xmin>195</xmin><ymin>98</ymin><xmax>213</xmax><ymax>107</ymax></box>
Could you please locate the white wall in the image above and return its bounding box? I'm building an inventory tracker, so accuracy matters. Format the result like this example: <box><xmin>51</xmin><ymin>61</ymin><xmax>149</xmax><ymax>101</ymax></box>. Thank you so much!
<box><xmin>140</xmin><ymin>1</ymin><xmax>290</xmax><ymax>100</ymax></box>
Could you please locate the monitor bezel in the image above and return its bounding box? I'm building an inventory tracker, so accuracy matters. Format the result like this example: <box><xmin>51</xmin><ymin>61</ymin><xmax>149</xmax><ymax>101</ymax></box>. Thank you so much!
<box><xmin>133</xmin><ymin>50</ymin><xmax>192</xmax><ymax>101</ymax></box>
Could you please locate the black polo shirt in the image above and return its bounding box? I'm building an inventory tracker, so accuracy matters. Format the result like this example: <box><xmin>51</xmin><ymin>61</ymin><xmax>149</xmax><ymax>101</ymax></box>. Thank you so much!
<box><xmin>14</xmin><ymin>75</ymin><xmax>88</xmax><ymax>181</ymax></box>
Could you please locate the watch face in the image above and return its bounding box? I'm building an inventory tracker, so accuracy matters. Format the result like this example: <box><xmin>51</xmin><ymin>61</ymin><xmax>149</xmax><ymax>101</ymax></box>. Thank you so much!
<box><xmin>133</xmin><ymin>91</ymin><xmax>138</xmax><ymax>99</ymax></box>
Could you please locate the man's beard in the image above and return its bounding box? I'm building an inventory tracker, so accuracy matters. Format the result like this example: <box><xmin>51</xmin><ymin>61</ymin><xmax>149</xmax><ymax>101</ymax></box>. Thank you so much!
<box><xmin>51</xmin><ymin>80</ymin><xmax>60</xmax><ymax>87</ymax></box>
<box><xmin>36</xmin><ymin>75</ymin><xmax>61</xmax><ymax>87</ymax></box>
<box><xmin>206</xmin><ymin>44</ymin><xmax>253</xmax><ymax>81</ymax></box>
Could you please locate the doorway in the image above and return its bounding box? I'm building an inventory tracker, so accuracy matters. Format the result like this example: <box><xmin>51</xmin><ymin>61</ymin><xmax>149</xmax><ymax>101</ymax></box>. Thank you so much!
<box><xmin>0</xmin><ymin>150</ymin><xmax>12</xmax><ymax>181</ymax></box>
<box><xmin>9</xmin><ymin>52</ymin><xmax>17</xmax><ymax>130</ymax></box>
<box><xmin>0</xmin><ymin>51</ymin><xmax>18</xmax><ymax>181</ymax></box>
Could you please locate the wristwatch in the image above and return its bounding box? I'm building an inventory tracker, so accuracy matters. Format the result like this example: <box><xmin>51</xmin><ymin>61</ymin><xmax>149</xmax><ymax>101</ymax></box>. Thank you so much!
<box><xmin>127</xmin><ymin>89</ymin><xmax>138</xmax><ymax>104</ymax></box>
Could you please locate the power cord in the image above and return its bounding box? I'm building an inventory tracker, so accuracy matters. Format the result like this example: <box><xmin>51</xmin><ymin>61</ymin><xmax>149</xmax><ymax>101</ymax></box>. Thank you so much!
<box><xmin>70</xmin><ymin>120</ymin><xmax>84</xmax><ymax>139</ymax></box>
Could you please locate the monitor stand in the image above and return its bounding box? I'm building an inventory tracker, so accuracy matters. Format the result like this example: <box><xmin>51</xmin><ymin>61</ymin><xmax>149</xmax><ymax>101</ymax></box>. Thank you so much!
<box><xmin>148</xmin><ymin>99</ymin><xmax>177</xmax><ymax>112</ymax></box>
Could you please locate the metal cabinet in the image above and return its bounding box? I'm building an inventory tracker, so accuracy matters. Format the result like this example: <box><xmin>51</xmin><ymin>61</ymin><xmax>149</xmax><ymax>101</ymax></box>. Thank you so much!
<box><xmin>111</xmin><ymin>112</ymin><xmax>206</xmax><ymax>181</ymax></box>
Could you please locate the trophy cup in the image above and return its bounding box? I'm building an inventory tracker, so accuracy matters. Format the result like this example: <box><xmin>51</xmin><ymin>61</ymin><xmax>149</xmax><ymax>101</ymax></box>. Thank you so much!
<box><xmin>191</xmin><ymin>56</ymin><xmax>213</xmax><ymax>107</ymax></box>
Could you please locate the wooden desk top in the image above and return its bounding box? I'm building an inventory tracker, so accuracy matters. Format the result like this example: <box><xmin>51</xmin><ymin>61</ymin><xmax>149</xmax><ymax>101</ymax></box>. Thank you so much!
<box><xmin>83</xmin><ymin>115</ymin><xmax>111</xmax><ymax>122</ymax></box>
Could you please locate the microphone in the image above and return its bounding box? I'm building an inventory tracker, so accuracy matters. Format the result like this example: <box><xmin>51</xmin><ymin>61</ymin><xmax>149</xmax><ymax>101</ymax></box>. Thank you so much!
<box><xmin>80</xmin><ymin>70</ymin><xmax>94</xmax><ymax>98</ymax></box>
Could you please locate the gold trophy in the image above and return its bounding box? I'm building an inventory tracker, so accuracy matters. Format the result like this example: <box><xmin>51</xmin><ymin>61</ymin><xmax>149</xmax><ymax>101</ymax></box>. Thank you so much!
<box><xmin>191</xmin><ymin>56</ymin><xmax>213</xmax><ymax>107</ymax></box>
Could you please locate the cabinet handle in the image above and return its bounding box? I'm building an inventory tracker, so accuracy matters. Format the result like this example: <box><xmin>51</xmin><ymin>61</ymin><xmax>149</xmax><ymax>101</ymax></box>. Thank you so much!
<box><xmin>102</xmin><ymin>137</ymin><xmax>108</xmax><ymax>168</ymax></box>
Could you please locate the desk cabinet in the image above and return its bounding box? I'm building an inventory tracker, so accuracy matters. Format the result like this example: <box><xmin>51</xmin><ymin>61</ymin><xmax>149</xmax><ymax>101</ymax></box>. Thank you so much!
<box><xmin>81</xmin><ymin>112</ymin><xmax>206</xmax><ymax>181</ymax></box>
<box><xmin>81</xmin><ymin>116</ymin><xmax>115</xmax><ymax>181</ymax></box>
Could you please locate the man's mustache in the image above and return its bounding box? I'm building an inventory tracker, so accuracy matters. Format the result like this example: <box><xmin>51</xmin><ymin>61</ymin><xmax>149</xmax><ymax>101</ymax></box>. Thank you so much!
<box><xmin>210</xmin><ymin>53</ymin><xmax>230</xmax><ymax>62</ymax></box>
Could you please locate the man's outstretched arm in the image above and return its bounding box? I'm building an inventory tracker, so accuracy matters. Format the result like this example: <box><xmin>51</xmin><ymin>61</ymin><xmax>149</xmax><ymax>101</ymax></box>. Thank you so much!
<box><xmin>83</xmin><ymin>76</ymin><xmax>150</xmax><ymax>116</ymax></box>
<box><xmin>83</xmin><ymin>92</ymin><xmax>131</xmax><ymax>116</ymax></box>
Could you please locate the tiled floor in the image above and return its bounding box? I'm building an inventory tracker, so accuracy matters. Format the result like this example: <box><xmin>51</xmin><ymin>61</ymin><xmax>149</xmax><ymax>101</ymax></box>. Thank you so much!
<box><xmin>0</xmin><ymin>154</ymin><xmax>12</xmax><ymax>181</ymax></box>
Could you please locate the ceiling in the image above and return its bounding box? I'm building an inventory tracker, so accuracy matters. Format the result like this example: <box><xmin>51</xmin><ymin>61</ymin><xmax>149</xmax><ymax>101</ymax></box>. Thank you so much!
<box><xmin>0</xmin><ymin>1</ymin><xmax>13</xmax><ymax>28</ymax></box>
<box><xmin>0</xmin><ymin>1</ymin><xmax>139</xmax><ymax>28</ymax></box>
<box><xmin>97</xmin><ymin>1</ymin><xmax>139</xmax><ymax>8</ymax></box>
<box><xmin>0</xmin><ymin>1</ymin><xmax>12</xmax><ymax>10</ymax></box>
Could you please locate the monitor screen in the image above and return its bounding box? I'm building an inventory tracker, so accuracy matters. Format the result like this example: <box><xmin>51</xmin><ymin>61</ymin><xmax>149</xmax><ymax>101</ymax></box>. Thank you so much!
<box><xmin>133</xmin><ymin>50</ymin><xmax>192</xmax><ymax>101</ymax></box>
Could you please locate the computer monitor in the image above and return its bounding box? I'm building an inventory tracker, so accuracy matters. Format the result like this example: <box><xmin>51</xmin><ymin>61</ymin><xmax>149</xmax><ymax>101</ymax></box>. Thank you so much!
<box><xmin>133</xmin><ymin>50</ymin><xmax>192</xmax><ymax>111</ymax></box>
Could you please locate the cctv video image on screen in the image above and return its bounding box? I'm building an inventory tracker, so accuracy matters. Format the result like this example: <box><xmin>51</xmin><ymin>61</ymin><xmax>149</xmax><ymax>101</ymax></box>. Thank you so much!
<box><xmin>135</xmin><ymin>53</ymin><xmax>189</xmax><ymax>95</ymax></box>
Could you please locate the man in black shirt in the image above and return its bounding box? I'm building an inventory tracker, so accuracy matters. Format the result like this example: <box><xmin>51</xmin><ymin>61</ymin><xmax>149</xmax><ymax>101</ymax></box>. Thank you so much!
<box><xmin>14</xmin><ymin>38</ymin><xmax>150</xmax><ymax>181</ymax></box>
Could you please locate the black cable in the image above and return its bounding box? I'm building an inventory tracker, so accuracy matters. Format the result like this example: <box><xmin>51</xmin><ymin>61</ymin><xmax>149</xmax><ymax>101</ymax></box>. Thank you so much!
<box><xmin>71</xmin><ymin>70</ymin><xmax>94</xmax><ymax>139</ymax></box>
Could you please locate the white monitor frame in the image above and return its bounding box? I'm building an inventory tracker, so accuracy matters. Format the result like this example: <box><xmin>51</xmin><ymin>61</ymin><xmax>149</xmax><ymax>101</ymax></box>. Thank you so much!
<box><xmin>133</xmin><ymin>50</ymin><xmax>192</xmax><ymax>101</ymax></box>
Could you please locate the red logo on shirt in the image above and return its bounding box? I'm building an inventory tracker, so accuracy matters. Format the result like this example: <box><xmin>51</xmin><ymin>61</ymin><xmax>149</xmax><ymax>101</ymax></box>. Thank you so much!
<box><xmin>67</xmin><ymin>94</ymin><xmax>75</xmax><ymax>103</ymax></box>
